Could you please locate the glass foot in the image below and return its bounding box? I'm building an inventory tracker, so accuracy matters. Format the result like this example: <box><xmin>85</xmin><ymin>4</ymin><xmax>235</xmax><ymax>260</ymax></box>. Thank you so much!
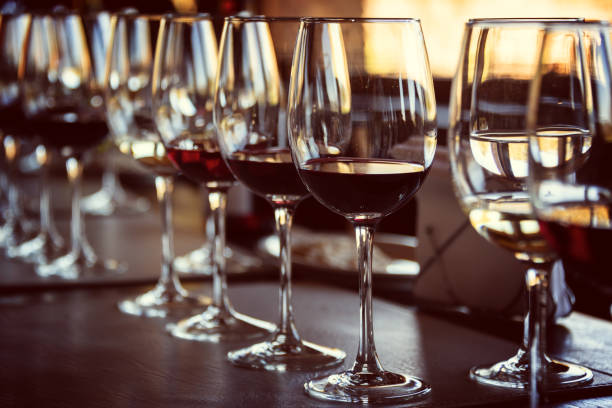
<box><xmin>470</xmin><ymin>349</ymin><xmax>593</xmax><ymax>389</ymax></box>
<box><xmin>6</xmin><ymin>230</ymin><xmax>64</xmax><ymax>264</ymax></box>
<box><xmin>117</xmin><ymin>284</ymin><xmax>210</xmax><ymax>319</ymax></box>
<box><xmin>35</xmin><ymin>252</ymin><xmax>126</xmax><ymax>280</ymax></box>
<box><xmin>305</xmin><ymin>370</ymin><xmax>431</xmax><ymax>404</ymax></box>
<box><xmin>174</xmin><ymin>245</ymin><xmax>212</xmax><ymax>274</ymax></box>
<box><xmin>169</xmin><ymin>306</ymin><xmax>275</xmax><ymax>343</ymax></box>
<box><xmin>175</xmin><ymin>244</ymin><xmax>262</xmax><ymax>275</ymax></box>
<box><xmin>227</xmin><ymin>336</ymin><xmax>346</xmax><ymax>371</ymax></box>
<box><xmin>81</xmin><ymin>187</ymin><xmax>150</xmax><ymax>216</ymax></box>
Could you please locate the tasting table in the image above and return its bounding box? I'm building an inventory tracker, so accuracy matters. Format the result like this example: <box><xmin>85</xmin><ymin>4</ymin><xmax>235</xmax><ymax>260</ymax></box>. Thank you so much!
<box><xmin>1</xmin><ymin>178</ymin><xmax>612</xmax><ymax>407</ymax></box>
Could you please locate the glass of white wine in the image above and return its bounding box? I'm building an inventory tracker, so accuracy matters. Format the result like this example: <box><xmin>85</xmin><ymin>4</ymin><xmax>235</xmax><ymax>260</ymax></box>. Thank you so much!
<box><xmin>448</xmin><ymin>18</ymin><xmax>593</xmax><ymax>395</ymax></box>
<box><xmin>105</xmin><ymin>12</ymin><xmax>208</xmax><ymax>318</ymax></box>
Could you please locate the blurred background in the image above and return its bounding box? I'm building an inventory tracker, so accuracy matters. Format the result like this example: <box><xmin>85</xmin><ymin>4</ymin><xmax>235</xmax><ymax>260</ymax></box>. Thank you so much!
<box><xmin>4</xmin><ymin>0</ymin><xmax>611</xmax><ymax>319</ymax></box>
<box><xmin>6</xmin><ymin>0</ymin><xmax>612</xmax><ymax>81</ymax></box>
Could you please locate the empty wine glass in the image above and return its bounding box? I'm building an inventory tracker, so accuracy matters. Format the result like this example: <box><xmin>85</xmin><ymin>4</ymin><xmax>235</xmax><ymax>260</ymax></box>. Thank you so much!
<box><xmin>21</xmin><ymin>10</ymin><xmax>124</xmax><ymax>278</ymax></box>
<box><xmin>106</xmin><ymin>12</ymin><xmax>208</xmax><ymax>318</ymax></box>
<box><xmin>527</xmin><ymin>21</ymin><xmax>610</xmax><ymax>403</ymax></box>
<box><xmin>288</xmin><ymin>17</ymin><xmax>435</xmax><ymax>402</ymax></box>
<box><xmin>153</xmin><ymin>13</ymin><xmax>274</xmax><ymax>339</ymax></box>
<box><xmin>81</xmin><ymin>8</ymin><xmax>150</xmax><ymax>217</ymax></box>
<box><xmin>0</xmin><ymin>12</ymin><xmax>39</xmax><ymax>254</ymax></box>
<box><xmin>215</xmin><ymin>16</ymin><xmax>345</xmax><ymax>370</ymax></box>
<box><xmin>448</xmin><ymin>18</ymin><xmax>593</xmax><ymax>393</ymax></box>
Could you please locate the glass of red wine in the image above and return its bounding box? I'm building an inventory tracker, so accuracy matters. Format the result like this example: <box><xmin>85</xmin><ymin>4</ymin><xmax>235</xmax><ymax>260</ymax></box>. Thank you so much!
<box><xmin>106</xmin><ymin>12</ymin><xmax>208</xmax><ymax>318</ymax></box>
<box><xmin>527</xmin><ymin>21</ymin><xmax>610</xmax><ymax>400</ymax></box>
<box><xmin>151</xmin><ymin>13</ymin><xmax>274</xmax><ymax>338</ymax></box>
<box><xmin>215</xmin><ymin>16</ymin><xmax>346</xmax><ymax>370</ymax></box>
<box><xmin>0</xmin><ymin>12</ymin><xmax>41</xmax><ymax>256</ymax></box>
<box><xmin>15</xmin><ymin>12</ymin><xmax>114</xmax><ymax>266</ymax></box>
<box><xmin>20</xmin><ymin>11</ymin><xmax>124</xmax><ymax>278</ymax></box>
<box><xmin>288</xmin><ymin>18</ymin><xmax>435</xmax><ymax>402</ymax></box>
<box><xmin>448</xmin><ymin>20</ymin><xmax>593</xmax><ymax>402</ymax></box>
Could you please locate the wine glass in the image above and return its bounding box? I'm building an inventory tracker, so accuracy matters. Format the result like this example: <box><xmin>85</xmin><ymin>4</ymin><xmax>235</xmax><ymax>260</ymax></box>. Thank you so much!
<box><xmin>80</xmin><ymin>8</ymin><xmax>150</xmax><ymax>217</ymax></box>
<box><xmin>106</xmin><ymin>12</ymin><xmax>208</xmax><ymax>318</ymax></box>
<box><xmin>288</xmin><ymin>17</ymin><xmax>435</xmax><ymax>402</ymax></box>
<box><xmin>448</xmin><ymin>18</ymin><xmax>593</xmax><ymax>392</ymax></box>
<box><xmin>214</xmin><ymin>16</ymin><xmax>345</xmax><ymax>370</ymax></box>
<box><xmin>0</xmin><ymin>12</ymin><xmax>39</xmax><ymax>254</ymax></box>
<box><xmin>152</xmin><ymin>13</ymin><xmax>274</xmax><ymax>340</ymax></box>
<box><xmin>21</xmin><ymin>10</ymin><xmax>124</xmax><ymax>278</ymax></box>
<box><xmin>527</xmin><ymin>21</ymin><xmax>610</xmax><ymax>402</ymax></box>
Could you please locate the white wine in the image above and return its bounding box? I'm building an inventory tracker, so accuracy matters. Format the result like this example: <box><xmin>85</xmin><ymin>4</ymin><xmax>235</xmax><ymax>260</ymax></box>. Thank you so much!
<box><xmin>122</xmin><ymin>138</ymin><xmax>176</xmax><ymax>177</ymax></box>
<box><xmin>470</xmin><ymin>128</ymin><xmax>591</xmax><ymax>179</ymax></box>
<box><xmin>463</xmin><ymin>191</ymin><xmax>552</xmax><ymax>263</ymax></box>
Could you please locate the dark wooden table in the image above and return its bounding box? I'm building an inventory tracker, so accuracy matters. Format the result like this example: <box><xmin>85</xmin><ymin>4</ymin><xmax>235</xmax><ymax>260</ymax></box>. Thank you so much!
<box><xmin>1</xmin><ymin>178</ymin><xmax>612</xmax><ymax>407</ymax></box>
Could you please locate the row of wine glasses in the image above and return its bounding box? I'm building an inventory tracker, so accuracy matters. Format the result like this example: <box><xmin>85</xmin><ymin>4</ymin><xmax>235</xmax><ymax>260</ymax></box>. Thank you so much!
<box><xmin>8</xmin><ymin>9</ymin><xmax>608</xmax><ymax>406</ymax></box>
<box><xmin>101</xmin><ymin>12</ymin><xmax>436</xmax><ymax>404</ymax></box>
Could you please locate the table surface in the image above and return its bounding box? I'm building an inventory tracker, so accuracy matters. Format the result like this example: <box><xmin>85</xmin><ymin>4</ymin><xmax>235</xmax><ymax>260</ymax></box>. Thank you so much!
<box><xmin>2</xmin><ymin>176</ymin><xmax>612</xmax><ymax>407</ymax></box>
<box><xmin>2</xmin><ymin>280</ymin><xmax>612</xmax><ymax>408</ymax></box>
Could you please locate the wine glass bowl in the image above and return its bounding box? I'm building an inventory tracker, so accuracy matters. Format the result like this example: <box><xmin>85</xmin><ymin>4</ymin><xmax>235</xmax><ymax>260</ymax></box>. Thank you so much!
<box><xmin>448</xmin><ymin>19</ymin><xmax>593</xmax><ymax>392</ymax></box>
<box><xmin>288</xmin><ymin>17</ymin><xmax>435</xmax><ymax>402</ymax></box>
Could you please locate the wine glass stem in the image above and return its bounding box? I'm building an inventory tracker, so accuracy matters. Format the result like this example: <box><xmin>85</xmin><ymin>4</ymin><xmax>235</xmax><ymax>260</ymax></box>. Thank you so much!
<box><xmin>155</xmin><ymin>176</ymin><xmax>181</xmax><ymax>291</ymax></box>
<box><xmin>526</xmin><ymin>265</ymin><xmax>550</xmax><ymax>408</ymax></box>
<box><xmin>66</xmin><ymin>157</ymin><xmax>85</xmax><ymax>255</ymax></box>
<box><xmin>39</xmin><ymin>161</ymin><xmax>51</xmax><ymax>235</ymax></box>
<box><xmin>207</xmin><ymin>189</ymin><xmax>232</xmax><ymax>313</ymax></box>
<box><xmin>353</xmin><ymin>223</ymin><xmax>385</xmax><ymax>375</ymax></box>
<box><xmin>273</xmin><ymin>205</ymin><xmax>301</xmax><ymax>346</ymax></box>
<box><xmin>4</xmin><ymin>135</ymin><xmax>20</xmax><ymax>223</ymax></box>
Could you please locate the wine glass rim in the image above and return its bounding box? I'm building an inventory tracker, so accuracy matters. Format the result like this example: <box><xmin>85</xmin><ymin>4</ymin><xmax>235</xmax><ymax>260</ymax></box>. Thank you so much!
<box><xmin>300</xmin><ymin>17</ymin><xmax>421</xmax><ymax>23</ymax></box>
<box><xmin>163</xmin><ymin>12</ymin><xmax>213</xmax><ymax>22</ymax></box>
<box><xmin>467</xmin><ymin>18</ymin><xmax>609</xmax><ymax>26</ymax></box>
<box><xmin>225</xmin><ymin>16</ymin><xmax>300</xmax><ymax>22</ymax></box>
<box><xmin>112</xmin><ymin>12</ymin><xmax>165</xmax><ymax>21</ymax></box>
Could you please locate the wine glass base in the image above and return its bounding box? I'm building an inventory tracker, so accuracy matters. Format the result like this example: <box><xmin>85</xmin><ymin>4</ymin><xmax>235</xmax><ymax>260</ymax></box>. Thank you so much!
<box><xmin>470</xmin><ymin>356</ymin><xmax>593</xmax><ymax>389</ymax></box>
<box><xmin>81</xmin><ymin>187</ymin><xmax>150</xmax><ymax>216</ymax></box>
<box><xmin>173</xmin><ymin>246</ymin><xmax>212</xmax><ymax>275</ymax></box>
<box><xmin>5</xmin><ymin>231</ymin><xmax>64</xmax><ymax>264</ymax></box>
<box><xmin>227</xmin><ymin>338</ymin><xmax>346</xmax><ymax>371</ymax></box>
<box><xmin>117</xmin><ymin>286</ymin><xmax>210</xmax><ymax>319</ymax></box>
<box><xmin>168</xmin><ymin>306</ymin><xmax>275</xmax><ymax>343</ymax></box>
<box><xmin>305</xmin><ymin>370</ymin><xmax>431</xmax><ymax>404</ymax></box>
<box><xmin>35</xmin><ymin>253</ymin><xmax>126</xmax><ymax>280</ymax></box>
<box><xmin>174</xmin><ymin>244</ymin><xmax>262</xmax><ymax>275</ymax></box>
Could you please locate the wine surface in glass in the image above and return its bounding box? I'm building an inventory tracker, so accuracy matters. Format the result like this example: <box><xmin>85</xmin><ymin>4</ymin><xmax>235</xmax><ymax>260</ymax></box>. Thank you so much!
<box><xmin>464</xmin><ymin>191</ymin><xmax>551</xmax><ymax>262</ymax></box>
<box><xmin>122</xmin><ymin>138</ymin><xmax>176</xmax><ymax>177</ymax></box>
<box><xmin>166</xmin><ymin>138</ymin><xmax>235</xmax><ymax>190</ymax></box>
<box><xmin>30</xmin><ymin>108</ymin><xmax>108</xmax><ymax>155</ymax></box>
<box><xmin>0</xmin><ymin>104</ymin><xmax>28</xmax><ymax>137</ymax></box>
<box><xmin>539</xmin><ymin>205</ymin><xmax>612</xmax><ymax>283</ymax></box>
<box><xmin>227</xmin><ymin>147</ymin><xmax>308</xmax><ymax>201</ymax></box>
<box><xmin>299</xmin><ymin>157</ymin><xmax>426</xmax><ymax>218</ymax></box>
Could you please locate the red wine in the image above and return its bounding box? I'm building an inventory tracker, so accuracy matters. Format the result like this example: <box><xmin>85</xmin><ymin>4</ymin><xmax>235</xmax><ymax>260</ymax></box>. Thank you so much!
<box><xmin>30</xmin><ymin>108</ymin><xmax>108</xmax><ymax>155</ymax></box>
<box><xmin>299</xmin><ymin>157</ymin><xmax>426</xmax><ymax>220</ymax></box>
<box><xmin>539</xmin><ymin>209</ymin><xmax>612</xmax><ymax>286</ymax></box>
<box><xmin>166</xmin><ymin>138</ymin><xmax>235</xmax><ymax>190</ymax></box>
<box><xmin>227</xmin><ymin>148</ymin><xmax>308</xmax><ymax>204</ymax></box>
<box><xmin>0</xmin><ymin>104</ymin><xmax>27</xmax><ymax>138</ymax></box>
